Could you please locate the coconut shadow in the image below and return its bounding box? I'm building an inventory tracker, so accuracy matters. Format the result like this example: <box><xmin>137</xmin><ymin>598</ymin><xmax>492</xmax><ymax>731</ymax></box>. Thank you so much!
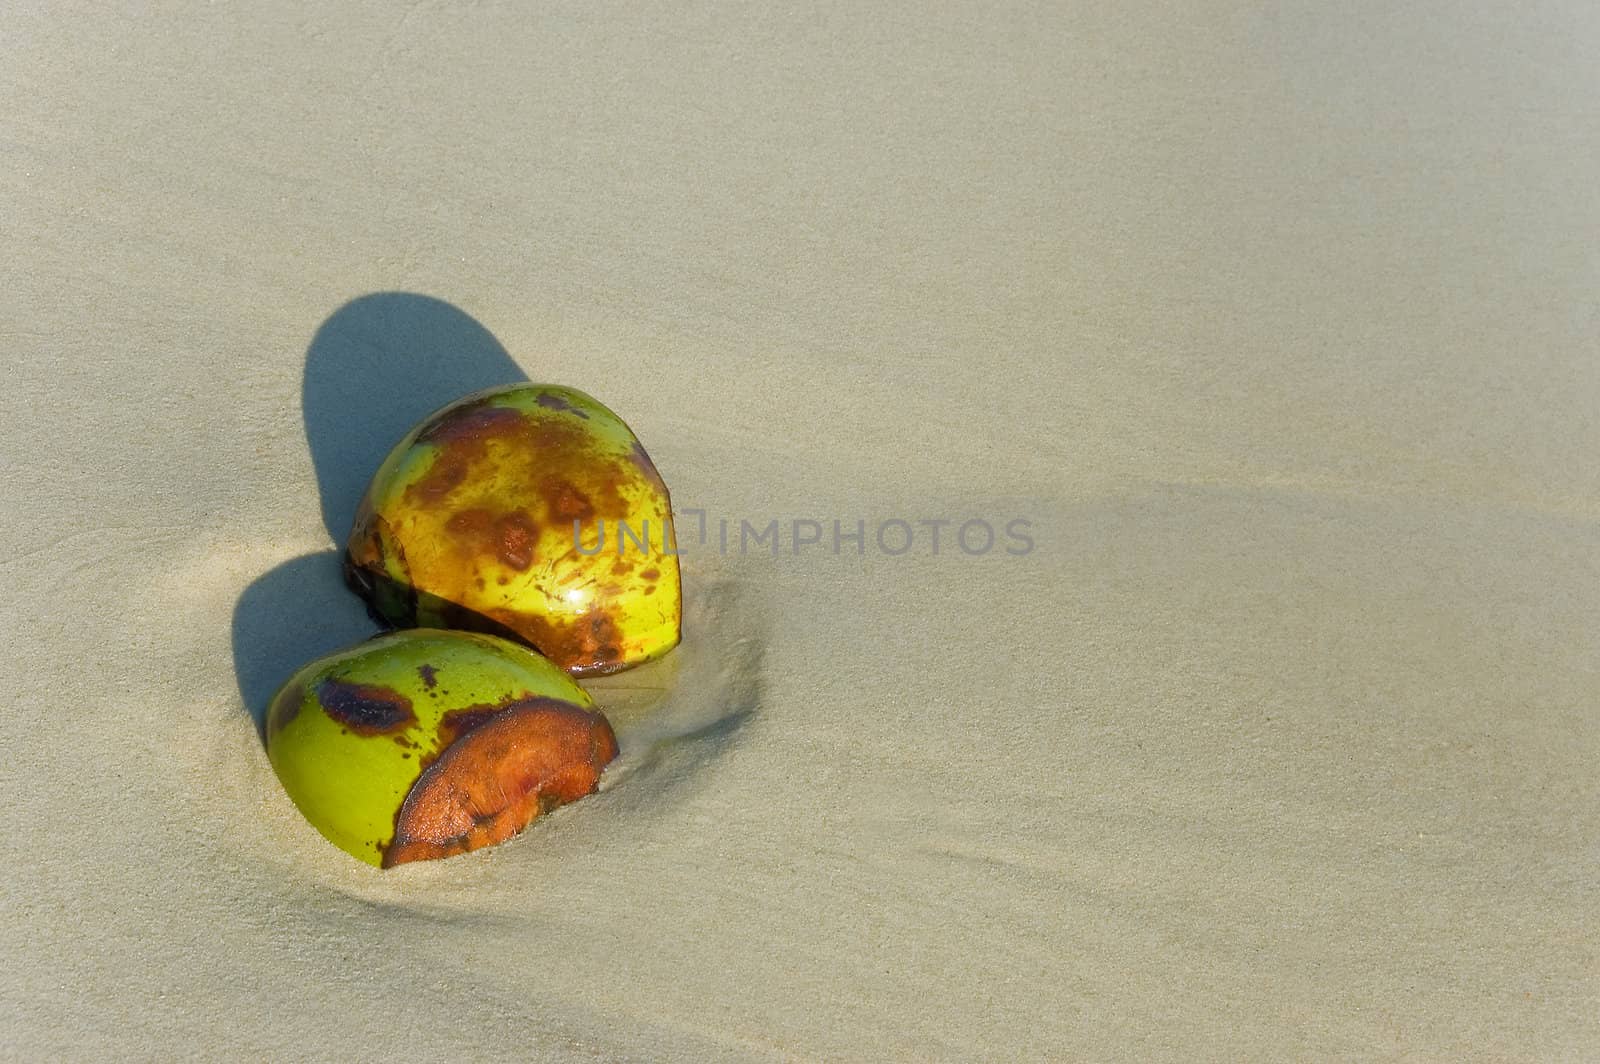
<box><xmin>232</xmin><ymin>294</ymin><xmax>528</xmax><ymax>732</ymax></box>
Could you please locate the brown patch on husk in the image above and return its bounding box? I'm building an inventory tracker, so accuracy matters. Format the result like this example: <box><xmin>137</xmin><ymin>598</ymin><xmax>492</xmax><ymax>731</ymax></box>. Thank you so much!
<box><xmin>403</xmin><ymin>404</ymin><xmax>632</xmax><ymax>523</ymax></box>
<box><xmin>541</xmin><ymin>475</ymin><xmax>595</xmax><ymax>523</ymax></box>
<box><xmin>493</xmin><ymin>511</ymin><xmax>539</xmax><ymax>570</ymax></box>
<box><xmin>315</xmin><ymin>679</ymin><xmax>417</xmax><ymax>736</ymax></box>
<box><xmin>535</xmin><ymin>391</ymin><xmax>590</xmax><ymax>418</ymax></box>
<box><xmin>436</xmin><ymin>702</ymin><xmax>513</xmax><ymax>751</ymax></box>
<box><xmin>487</xmin><ymin>607</ymin><xmax>627</xmax><ymax>676</ymax></box>
<box><xmin>383</xmin><ymin>697</ymin><xmax>618</xmax><ymax>867</ymax></box>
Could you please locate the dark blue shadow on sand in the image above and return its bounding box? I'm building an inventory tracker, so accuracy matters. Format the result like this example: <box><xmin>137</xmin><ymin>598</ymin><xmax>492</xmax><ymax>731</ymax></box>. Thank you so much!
<box><xmin>231</xmin><ymin>293</ymin><xmax>528</xmax><ymax>735</ymax></box>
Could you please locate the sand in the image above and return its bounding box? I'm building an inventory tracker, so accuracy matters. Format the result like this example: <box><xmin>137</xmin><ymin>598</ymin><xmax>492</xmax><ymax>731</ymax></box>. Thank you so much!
<box><xmin>4</xmin><ymin>3</ymin><xmax>1598</xmax><ymax>1060</ymax></box>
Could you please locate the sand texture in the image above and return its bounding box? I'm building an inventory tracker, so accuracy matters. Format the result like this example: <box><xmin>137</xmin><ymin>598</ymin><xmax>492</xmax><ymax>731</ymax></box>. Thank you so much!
<box><xmin>3</xmin><ymin>3</ymin><xmax>1598</xmax><ymax>1060</ymax></box>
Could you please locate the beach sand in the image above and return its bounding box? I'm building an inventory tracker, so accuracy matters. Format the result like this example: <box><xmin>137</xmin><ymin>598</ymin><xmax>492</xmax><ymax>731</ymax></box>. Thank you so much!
<box><xmin>4</xmin><ymin>3</ymin><xmax>1597</xmax><ymax>1060</ymax></box>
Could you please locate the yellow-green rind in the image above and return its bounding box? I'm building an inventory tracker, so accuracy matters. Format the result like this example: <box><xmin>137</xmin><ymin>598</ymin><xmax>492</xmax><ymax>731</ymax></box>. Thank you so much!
<box><xmin>345</xmin><ymin>384</ymin><xmax>681</xmax><ymax>676</ymax></box>
<box><xmin>265</xmin><ymin>629</ymin><xmax>595</xmax><ymax>866</ymax></box>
